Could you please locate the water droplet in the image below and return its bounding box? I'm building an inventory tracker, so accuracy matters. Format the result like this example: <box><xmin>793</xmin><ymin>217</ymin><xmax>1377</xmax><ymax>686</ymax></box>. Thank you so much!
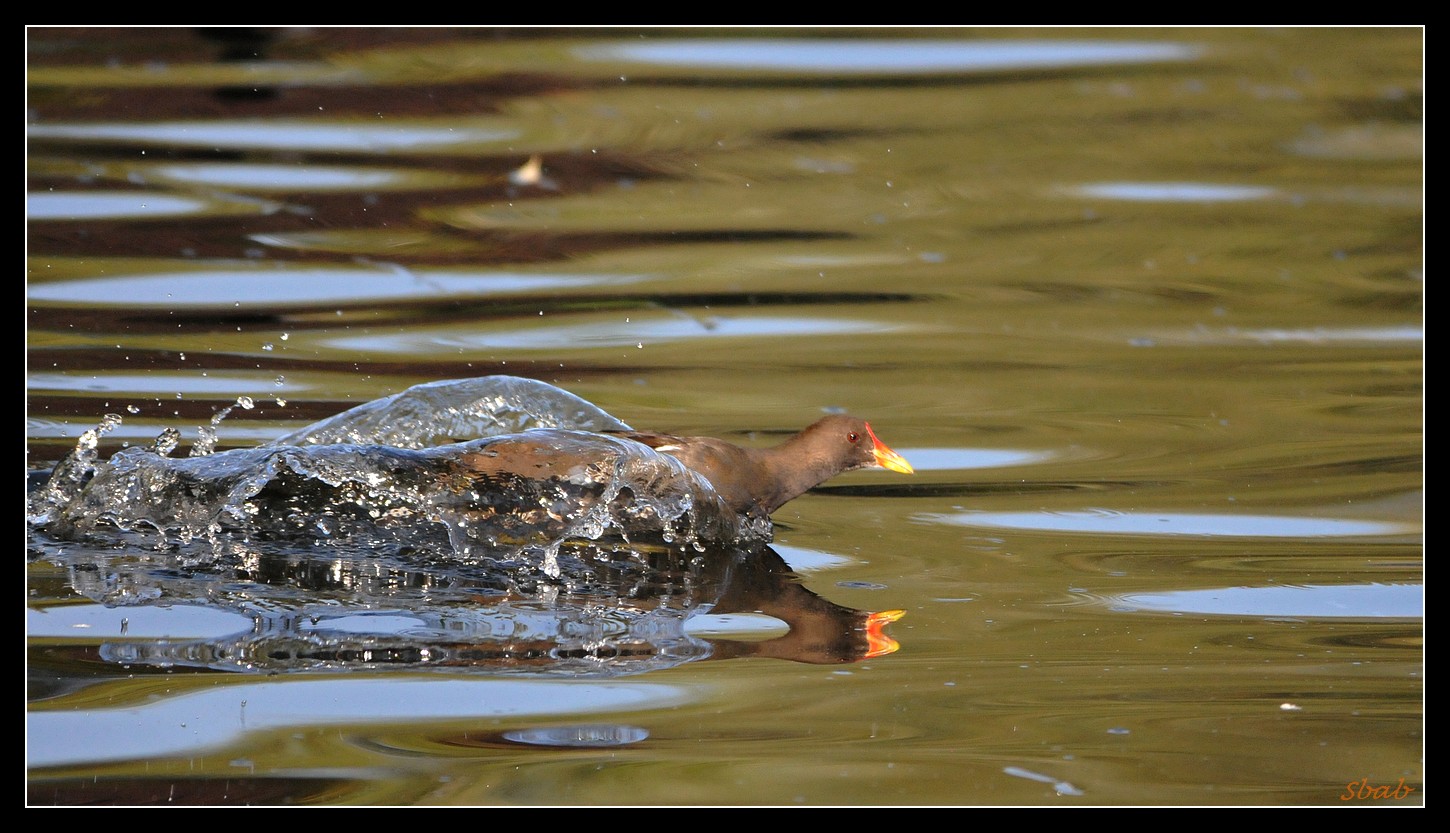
<box><xmin>147</xmin><ymin>427</ymin><xmax>179</xmax><ymax>456</ymax></box>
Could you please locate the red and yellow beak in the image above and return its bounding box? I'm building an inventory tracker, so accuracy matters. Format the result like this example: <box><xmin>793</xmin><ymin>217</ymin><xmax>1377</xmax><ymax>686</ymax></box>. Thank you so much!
<box><xmin>865</xmin><ymin>423</ymin><xmax>915</xmax><ymax>474</ymax></box>
<box><xmin>862</xmin><ymin>609</ymin><xmax>906</xmax><ymax>659</ymax></box>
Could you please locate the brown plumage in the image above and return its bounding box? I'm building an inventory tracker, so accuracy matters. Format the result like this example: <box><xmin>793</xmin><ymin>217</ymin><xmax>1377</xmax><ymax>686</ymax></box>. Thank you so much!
<box><xmin>611</xmin><ymin>414</ymin><xmax>913</xmax><ymax>518</ymax></box>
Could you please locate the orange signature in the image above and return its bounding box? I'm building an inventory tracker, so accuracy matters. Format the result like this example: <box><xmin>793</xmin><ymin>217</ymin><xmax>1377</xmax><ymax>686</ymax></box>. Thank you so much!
<box><xmin>1340</xmin><ymin>778</ymin><xmax>1416</xmax><ymax>801</ymax></box>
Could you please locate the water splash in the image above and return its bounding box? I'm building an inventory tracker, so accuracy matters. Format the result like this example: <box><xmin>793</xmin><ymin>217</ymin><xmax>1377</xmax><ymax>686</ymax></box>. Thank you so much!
<box><xmin>30</xmin><ymin>378</ymin><xmax>756</xmax><ymax>575</ymax></box>
<box><xmin>274</xmin><ymin>375</ymin><xmax>630</xmax><ymax>448</ymax></box>
<box><xmin>191</xmin><ymin>395</ymin><xmax>257</xmax><ymax>458</ymax></box>
<box><xmin>148</xmin><ymin>427</ymin><xmax>182</xmax><ymax>457</ymax></box>
<box><xmin>26</xmin><ymin>412</ymin><xmax>123</xmax><ymax>525</ymax></box>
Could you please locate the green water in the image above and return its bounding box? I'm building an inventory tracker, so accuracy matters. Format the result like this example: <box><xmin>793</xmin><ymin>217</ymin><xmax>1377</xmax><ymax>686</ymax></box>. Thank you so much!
<box><xmin>26</xmin><ymin>27</ymin><xmax>1422</xmax><ymax>806</ymax></box>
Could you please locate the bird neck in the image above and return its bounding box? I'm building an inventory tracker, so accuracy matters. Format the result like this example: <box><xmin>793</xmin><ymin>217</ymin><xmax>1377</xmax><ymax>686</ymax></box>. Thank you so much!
<box><xmin>754</xmin><ymin>431</ymin><xmax>841</xmax><ymax>512</ymax></box>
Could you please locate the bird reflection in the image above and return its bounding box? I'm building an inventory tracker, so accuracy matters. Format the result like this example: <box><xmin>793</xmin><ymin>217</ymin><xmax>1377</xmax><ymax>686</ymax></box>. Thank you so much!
<box><xmin>55</xmin><ymin>540</ymin><xmax>901</xmax><ymax>679</ymax></box>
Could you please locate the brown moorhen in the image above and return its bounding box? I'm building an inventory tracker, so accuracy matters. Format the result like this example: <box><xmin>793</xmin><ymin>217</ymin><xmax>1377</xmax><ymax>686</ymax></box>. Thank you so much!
<box><xmin>611</xmin><ymin>414</ymin><xmax>914</xmax><ymax>519</ymax></box>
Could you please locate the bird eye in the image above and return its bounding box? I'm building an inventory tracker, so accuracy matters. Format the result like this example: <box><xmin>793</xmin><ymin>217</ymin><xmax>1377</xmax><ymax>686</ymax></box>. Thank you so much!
<box><xmin>847</xmin><ymin>431</ymin><xmax>860</xmax><ymax>443</ymax></box>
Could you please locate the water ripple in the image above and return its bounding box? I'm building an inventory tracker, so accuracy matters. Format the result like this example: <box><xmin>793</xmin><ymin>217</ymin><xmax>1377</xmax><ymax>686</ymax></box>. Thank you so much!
<box><xmin>1068</xmin><ymin>182</ymin><xmax>1278</xmax><ymax>202</ymax></box>
<box><xmin>136</xmin><ymin>162</ymin><xmax>480</xmax><ymax>193</ymax></box>
<box><xmin>324</xmin><ymin>314</ymin><xmax>902</xmax><ymax>353</ymax></box>
<box><xmin>29</xmin><ymin>120</ymin><xmax>519</xmax><ymax>153</ymax></box>
<box><xmin>918</xmin><ymin>509</ymin><xmax>1416</xmax><ymax>538</ymax></box>
<box><xmin>27</xmin><ymin>264</ymin><xmax>637</xmax><ymax>308</ymax></box>
<box><xmin>576</xmin><ymin>39</ymin><xmax>1201</xmax><ymax>75</ymax></box>
<box><xmin>27</xmin><ymin>191</ymin><xmax>276</xmax><ymax>220</ymax></box>
<box><xmin>27</xmin><ymin>678</ymin><xmax>691</xmax><ymax>769</ymax></box>
<box><xmin>1108</xmin><ymin>582</ymin><xmax>1423</xmax><ymax>619</ymax></box>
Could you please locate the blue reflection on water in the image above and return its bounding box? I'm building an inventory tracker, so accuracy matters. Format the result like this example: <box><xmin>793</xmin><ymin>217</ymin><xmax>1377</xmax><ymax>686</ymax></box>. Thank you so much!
<box><xmin>27</xmin><ymin>603</ymin><xmax>252</xmax><ymax>640</ymax></box>
<box><xmin>28</xmin><ymin>191</ymin><xmax>227</xmax><ymax>220</ymax></box>
<box><xmin>28</xmin><ymin>121</ymin><xmax>517</xmax><ymax>152</ymax></box>
<box><xmin>892</xmin><ymin>447</ymin><xmax>1054</xmax><ymax>471</ymax></box>
<box><xmin>27</xmin><ymin>678</ymin><xmax>692</xmax><ymax>768</ymax></box>
<box><xmin>1071</xmin><ymin>182</ymin><xmax>1278</xmax><ymax>202</ymax></box>
<box><xmin>1186</xmin><ymin>326</ymin><xmax>1423</xmax><ymax>345</ymax></box>
<box><xmin>325</xmin><ymin>315</ymin><xmax>898</xmax><ymax>352</ymax></box>
<box><xmin>501</xmin><ymin>724</ymin><xmax>650</xmax><ymax>748</ymax></box>
<box><xmin>919</xmin><ymin>509</ymin><xmax>1415</xmax><ymax>538</ymax></box>
<box><xmin>27</xmin><ymin>267</ymin><xmax>633</xmax><ymax>307</ymax></box>
<box><xmin>1113</xmin><ymin>582</ymin><xmax>1423</xmax><ymax>619</ymax></box>
<box><xmin>150</xmin><ymin>162</ymin><xmax>410</xmax><ymax>190</ymax></box>
<box><xmin>27</xmin><ymin>373</ymin><xmax>312</xmax><ymax>395</ymax></box>
<box><xmin>578</xmin><ymin>40</ymin><xmax>1201</xmax><ymax>74</ymax></box>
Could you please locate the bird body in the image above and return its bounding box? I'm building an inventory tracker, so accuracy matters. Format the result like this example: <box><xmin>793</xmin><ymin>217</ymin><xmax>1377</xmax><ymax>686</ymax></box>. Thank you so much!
<box><xmin>611</xmin><ymin>414</ymin><xmax>913</xmax><ymax>518</ymax></box>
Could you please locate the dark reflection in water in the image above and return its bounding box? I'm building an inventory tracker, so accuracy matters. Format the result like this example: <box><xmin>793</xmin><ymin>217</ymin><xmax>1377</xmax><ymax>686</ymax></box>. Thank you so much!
<box><xmin>29</xmin><ymin>775</ymin><xmax>352</xmax><ymax>808</ymax></box>
<box><xmin>30</xmin><ymin>536</ymin><xmax>900</xmax><ymax>692</ymax></box>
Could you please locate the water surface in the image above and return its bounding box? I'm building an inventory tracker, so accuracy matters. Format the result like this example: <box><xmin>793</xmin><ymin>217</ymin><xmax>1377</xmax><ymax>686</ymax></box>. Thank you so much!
<box><xmin>27</xmin><ymin>26</ymin><xmax>1422</xmax><ymax>807</ymax></box>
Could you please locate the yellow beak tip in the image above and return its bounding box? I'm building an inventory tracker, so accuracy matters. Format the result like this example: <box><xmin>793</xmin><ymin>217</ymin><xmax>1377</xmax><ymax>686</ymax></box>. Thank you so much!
<box><xmin>875</xmin><ymin>450</ymin><xmax>915</xmax><ymax>475</ymax></box>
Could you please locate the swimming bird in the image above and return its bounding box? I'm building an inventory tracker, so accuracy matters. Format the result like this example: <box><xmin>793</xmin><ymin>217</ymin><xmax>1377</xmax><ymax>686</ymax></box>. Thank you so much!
<box><xmin>611</xmin><ymin>414</ymin><xmax>913</xmax><ymax>518</ymax></box>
